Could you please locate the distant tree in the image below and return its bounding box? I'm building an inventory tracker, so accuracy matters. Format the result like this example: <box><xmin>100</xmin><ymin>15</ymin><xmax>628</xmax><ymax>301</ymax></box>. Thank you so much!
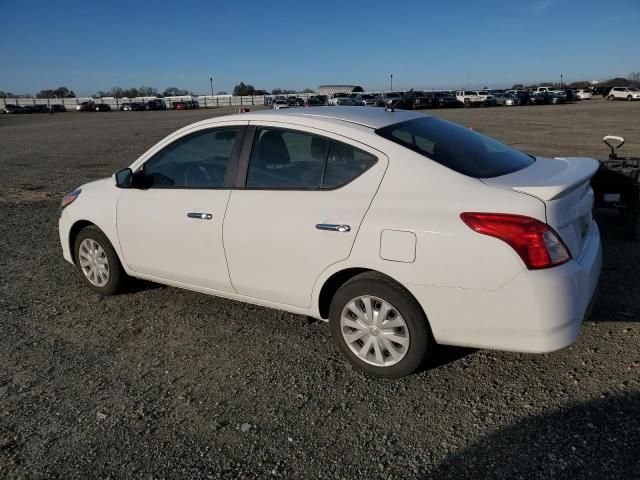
<box><xmin>0</xmin><ymin>91</ymin><xmax>17</xmax><ymax>98</ymax></box>
<box><xmin>122</xmin><ymin>88</ymin><xmax>141</xmax><ymax>98</ymax></box>
<box><xmin>539</xmin><ymin>82</ymin><xmax>554</xmax><ymax>87</ymax></box>
<box><xmin>216</xmin><ymin>90</ymin><xmax>228</xmax><ymax>95</ymax></box>
<box><xmin>302</xmin><ymin>88</ymin><xmax>315</xmax><ymax>93</ymax></box>
<box><xmin>628</xmin><ymin>72</ymin><xmax>640</xmax><ymax>87</ymax></box>
<box><xmin>253</xmin><ymin>89</ymin><xmax>268</xmax><ymax>95</ymax></box>
<box><xmin>602</xmin><ymin>77</ymin><xmax>629</xmax><ymax>87</ymax></box>
<box><xmin>271</xmin><ymin>88</ymin><xmax>283</xmax><ymax>95</ymax></box>
<box><xmin>568</xmin><ymin>81</ymin><xmax>590</xmax><ymax>89</ymax></box>
<box><xmin>163</xmin><ymin>87</ymin><xmax>191</xmax><ymax>97</ymax></box>
<box><xmin>511</xmin><ymin>84</ymin><xmax>524</xmax><ymax>90</ymax></box>
<box><xmin>233</xmin><ymin>82</ymin><xmax>256</xmax><ymax>96</ymax></box>
<box><xmin>36</xmin><ymin>86</ymin><xmax>76</xmax><ymax>98</ymax></box>
<box><xmin>138</xmin><ymin>86</ymin><xmax>159</xmax><ymax>97</ymax></box>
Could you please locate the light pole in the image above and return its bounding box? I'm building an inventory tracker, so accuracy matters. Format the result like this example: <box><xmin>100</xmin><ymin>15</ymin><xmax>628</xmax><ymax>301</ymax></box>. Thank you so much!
<box><xmin>390</xmin><ymin>74</ymin><xmax>393</xmax><ymax>91</ymax></box>
<box><xmin>560</xmin><ymin>74</ymin><xmax>563</xmax><ymax>89</ymax></box>
<box><xmin>210</xmin><ymin>77</ymin><xmax>214</xmax><ymax>97</ymax></box>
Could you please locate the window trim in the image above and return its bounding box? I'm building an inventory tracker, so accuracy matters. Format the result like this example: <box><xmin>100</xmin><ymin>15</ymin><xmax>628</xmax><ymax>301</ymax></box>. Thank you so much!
<box><xmin>235</xmin><ymin>125</ymin><xmax>378</xmax><ymax>191</ymax></box>
<box><xmin>139</xmin><ymin>125</ymin><xmax>247</xmax><ymax>190</ymax></box>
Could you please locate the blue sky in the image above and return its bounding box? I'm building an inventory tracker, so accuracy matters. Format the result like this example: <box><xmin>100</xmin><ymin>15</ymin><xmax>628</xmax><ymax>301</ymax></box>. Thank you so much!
<box><xmin>1</xmin><ymin>0</ymin><xmax>638</xmax><ymax>95</ymax></box>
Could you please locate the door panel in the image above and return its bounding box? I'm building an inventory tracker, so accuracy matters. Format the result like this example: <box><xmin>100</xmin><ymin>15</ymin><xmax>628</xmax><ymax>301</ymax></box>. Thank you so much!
<box><xmin>117</xmin><ymin>189</ymin><xmax>233</xmax><ymax>291</ymax></box>
<box><xmin>223</xmin><ymin>124</ymin><xmax>388</xmax><ymax>307</ymax></box>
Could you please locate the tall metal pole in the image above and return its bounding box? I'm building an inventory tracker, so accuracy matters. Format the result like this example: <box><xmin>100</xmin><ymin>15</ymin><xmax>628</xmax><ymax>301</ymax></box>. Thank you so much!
<box><xmin>560</xmin><ymin>74</ymin><xmax>563</xmax><ymax>89</ymax></box>
<box><xmin>210</xmin><ymin>77</ymin><xmax>214</xmax><ymax>97</ymax></box>
<box><xmin>390</xmin><ymin>74</ymin><xmax>393</xmax><ymax>91</ymax></box>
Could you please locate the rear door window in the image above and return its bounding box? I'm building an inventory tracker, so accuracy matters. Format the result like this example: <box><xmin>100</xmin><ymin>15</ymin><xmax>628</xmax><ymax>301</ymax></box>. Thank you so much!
<box><xmin>246</xmin><ymin>127</ymin><xmax>377</xmax><ymax>189</ymax></box>
<box><xmin>376</xmin><ymin>117</ymin><xmax>534</xmax><ymax>178</ymax></box>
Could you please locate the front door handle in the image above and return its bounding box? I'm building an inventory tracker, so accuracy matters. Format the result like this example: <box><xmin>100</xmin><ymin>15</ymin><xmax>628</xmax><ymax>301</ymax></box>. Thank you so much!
<box><xmin>316</xmin><ymin>223</ymin><xmax>351</xmax><ymax>233</ymax></box>
<box><xmin>187</xmin><ymin>212</ymin><xmax>213</xmax><ymax>220</ymax></box>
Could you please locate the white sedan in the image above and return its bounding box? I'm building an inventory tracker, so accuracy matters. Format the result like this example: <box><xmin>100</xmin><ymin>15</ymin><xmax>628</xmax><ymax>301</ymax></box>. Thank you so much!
<box><xmin>576</xmin><ymin>89</ymin><xmax>593</xmax><ymax>100</ymax></box>
<box><xmin>58</xmin><ymin>107</ymin><xmax>602</xmax><ymax>377</ymax></box>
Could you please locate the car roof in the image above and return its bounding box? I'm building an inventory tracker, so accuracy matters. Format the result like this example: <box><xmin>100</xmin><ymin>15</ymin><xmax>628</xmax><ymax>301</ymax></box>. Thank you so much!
<box><xmin>237</xmin><ymin>106</ymin><xmax>428</xmax><ymax>129</ymax></box>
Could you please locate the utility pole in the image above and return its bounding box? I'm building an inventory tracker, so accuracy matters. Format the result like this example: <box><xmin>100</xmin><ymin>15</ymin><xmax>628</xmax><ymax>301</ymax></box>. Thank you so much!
<box><xmin>560</xmin><ymin>74</ymin><xmax>563</xmax><ymax>89</ymax></box>
<box><xmin>210</xmin><ymin>77</ymin><xmax>214</xmax><ymax>97</ymax></box>
<box><xmin>390</xmin><ymin>74</ymin><xmax>393</xmax><ymax>91</ymax></box>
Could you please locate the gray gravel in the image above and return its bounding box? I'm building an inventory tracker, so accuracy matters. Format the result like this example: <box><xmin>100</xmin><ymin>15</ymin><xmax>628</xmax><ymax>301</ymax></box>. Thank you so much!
<box><xmin>1</xmin><ymin>102</ymin><xmax>639</xmax><ymax>479</ymax></box>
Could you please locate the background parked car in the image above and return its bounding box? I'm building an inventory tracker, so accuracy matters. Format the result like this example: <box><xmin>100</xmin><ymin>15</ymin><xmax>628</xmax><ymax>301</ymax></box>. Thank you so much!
<box><xmin>375</xmin><ymin>92</ymin><xmax>403</xmax><ymax>107</ymax></box>
<box><xmin>2</xmin><ymin>104</ymin><xmax>23</xmax><ymax>114</ymax></box>
<box><xmin>273</xmin><ymin>99</ymin><xmax>289</xmax><ymax>109</ymax></box>
<box><xmin>172</xmin><ymin>102</ymin><xmax>189</xmax><ymax>110</ymax></box>
<box><xmin>608</xmin><ymin>87</ymin><xmax>640</xmax><ymax>101</ymax></box>
<box><xmin>355</xmin><ymin>94</ymin><xmax>378</xmax><ymax>106</ymax></box>
<box><xmin>431</xmin><ymin>91</ymin><xmax>460</xmax><ymax>108</ymax></box>
<box><xmin>576</xmin><ymin>89</ymin><xmax>593</xmax><ymax>100</ymax></box>
<box><xmin>77</xmin><ymin>101</ymin><xmax>96</xmax><ymax>112</ymax></box>
<box><xmin>94</xmin><ymin>103</ymin><xmax>112</xmax><ymax>112</ymax></box>
<box><xmin>503</xmin><ymin>93</ymin><xmax>521</xmax><ymax>106</ymax></box>
<box><xmin>145</xmin><ymin>99</ymin><xmax>167</xmax><ymax>110</ymax></box>
<box><xmin>48</xmin><ymin>104</ymin><xmax>67</xmax><ymax>112</ymax></box>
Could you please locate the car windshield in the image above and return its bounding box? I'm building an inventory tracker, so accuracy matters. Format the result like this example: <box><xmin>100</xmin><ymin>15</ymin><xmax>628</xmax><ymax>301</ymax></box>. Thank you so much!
<box><xmin>376</xmin><ymin>117</ymin><xmax>535</xmax><ymax>178</ymax></box>
<box><xmin>629</xmin><ymin>88</ymin><xmax>639</xmax><ymax>92</ymax></box>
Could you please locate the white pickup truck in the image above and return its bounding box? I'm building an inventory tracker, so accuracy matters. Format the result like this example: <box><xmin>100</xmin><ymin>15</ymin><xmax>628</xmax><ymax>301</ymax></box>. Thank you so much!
<box><xmin>534</xmin><ymin>86</ymin><xmax>566</xmax><ymax>96</ymax></box>
<box><xmin>455</xmin><ymin>90</ymin><xmax>495</xmax><ymax>107</ymax></box>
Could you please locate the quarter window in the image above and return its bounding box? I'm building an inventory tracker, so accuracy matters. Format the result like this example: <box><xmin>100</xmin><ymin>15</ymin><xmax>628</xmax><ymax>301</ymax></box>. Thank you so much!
<box><xmin>245</xmin><ymin>128</ymin><xmax>377</xmax><ymax>189</ymax></box>
<box><xmin>143</xmin><ymin>128</ymin><xmax>239</xmax><ymax>188</ymax></box>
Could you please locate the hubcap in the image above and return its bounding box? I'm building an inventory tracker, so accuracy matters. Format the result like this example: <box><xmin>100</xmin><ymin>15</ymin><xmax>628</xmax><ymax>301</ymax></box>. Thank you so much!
<box><xmin>78</xmin><ymin>238</ymin><xmax>110</xmax><ymax>287</ymax></box>
<box><xmin>340</xmin><ymin>295</ymin><xmax>410</xmax><ymax>367</ymax></box>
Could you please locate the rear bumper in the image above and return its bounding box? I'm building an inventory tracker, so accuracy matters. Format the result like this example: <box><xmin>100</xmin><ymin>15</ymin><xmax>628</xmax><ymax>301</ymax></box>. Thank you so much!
<box><xmin>406</xmin><ymin>223</ymin><xmax>602</xmax><ymax>353</ymax></box>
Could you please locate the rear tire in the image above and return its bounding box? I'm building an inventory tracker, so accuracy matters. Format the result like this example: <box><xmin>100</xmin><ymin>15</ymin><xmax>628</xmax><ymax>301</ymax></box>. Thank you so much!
<box><xmin>74</xmin><ymin>225</ymin><xmax>126</xmax><ymax>295</ymax></box>
<box><xmin>609</xmin><ymin>95</ymin><xmax>615</xmax><ymax>101</ymax></box>
<box><xmin>329</xmin><ymin>272</ymin><xmax>432</xmax><ymax>378</ymax></box>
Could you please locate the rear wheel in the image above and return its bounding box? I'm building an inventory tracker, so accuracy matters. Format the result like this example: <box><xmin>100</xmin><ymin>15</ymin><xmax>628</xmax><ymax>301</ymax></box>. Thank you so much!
<box><xmin>329</xmin><ymin>272</ymin><xmax>432</xmax><ymax>378</ymax></box>
<box><xmin>609</xmin><ymin>95</ymin><xmax>615</xmax><ymax>101</ymax></box>
<box><xmin>74</xmin><ymin>225</ymin><xmax>126</xmax><ymax>295</ymax></box>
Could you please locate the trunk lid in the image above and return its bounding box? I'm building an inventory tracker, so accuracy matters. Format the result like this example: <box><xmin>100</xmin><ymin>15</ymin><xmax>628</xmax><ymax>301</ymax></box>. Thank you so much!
<box><xmin>482</xmin><ymin>156</ymin><xmax>599</xmax><ymax>258</ymax></box>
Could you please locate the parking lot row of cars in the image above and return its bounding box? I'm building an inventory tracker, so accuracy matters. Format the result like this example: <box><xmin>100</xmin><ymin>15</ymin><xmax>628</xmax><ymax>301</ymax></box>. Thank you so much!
<box><xmin>266</xmin><ymin>86</ymin><xmax>640</xmax><ymax>110</ymax></box>
<box><xmin>3</xmin><ymin>86</ymin><xmax>638</xmax><ymax>114</ymax></box>
<box><xmin>0</xmin><ymin>98</ymin><xmax>200</xmax><ymax>114</ymax></box>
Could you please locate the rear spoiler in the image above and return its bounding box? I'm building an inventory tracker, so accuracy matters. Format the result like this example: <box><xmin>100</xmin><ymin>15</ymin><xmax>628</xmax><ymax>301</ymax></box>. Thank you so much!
<box><xmin>482</xmin><ymin>157</ymin><xmax>600</xmax><ymax>201</ymax></box>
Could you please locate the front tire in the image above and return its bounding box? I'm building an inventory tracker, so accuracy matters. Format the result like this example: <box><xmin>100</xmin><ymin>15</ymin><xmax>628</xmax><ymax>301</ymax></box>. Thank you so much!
<box><xmin>74</xmin><ymin>225</ymin><xmax>126</xmax><ymax>295</ymax></box>
<box><xmin>627</xmin><ymin>95</ymin><xmax>633</xmax><ymax>101</ymax></box>
<box><xmin>329</xmin><ymin>272</ymin><xmax>432</xmax><ymax>378</ymax></box>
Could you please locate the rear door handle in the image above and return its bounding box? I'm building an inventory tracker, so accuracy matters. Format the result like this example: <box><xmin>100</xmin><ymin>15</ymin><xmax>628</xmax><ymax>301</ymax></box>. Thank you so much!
<box><xmin>187</xmin><ymin>212</ymin><xmax>213</xmax><ymax>220</ymax></box>
<box><xmin>315</xmin><ymin>223</ymin><xmax>351</xmax><ymax>233</ymax></box>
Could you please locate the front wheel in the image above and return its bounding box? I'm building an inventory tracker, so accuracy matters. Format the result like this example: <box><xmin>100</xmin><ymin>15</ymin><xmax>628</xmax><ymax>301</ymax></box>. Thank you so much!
<box><xmin>627</xmin><ymin>95</ymin><xmax>633</xmax><ymax>101</ymax></box>
<box><xmin>329</xmin><ymin>272</ymin><xmax>432</xmax><ymax>378</ymax></box>
<box><xmin>74</xmin><ymin>225</ymin><xmax>126</xmax><ymax>295</ymax></box>
<box><xmin>609</xmin><ymin>95</ymin><xmax>615</xmax><ymax>101</ymax></box>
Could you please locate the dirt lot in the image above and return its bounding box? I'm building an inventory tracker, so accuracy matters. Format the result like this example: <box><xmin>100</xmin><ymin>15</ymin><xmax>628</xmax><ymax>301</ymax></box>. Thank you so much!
<box><xmin>1</xmin><ymin>101</ymin><xmax>639</xmax><ymax>479</ymax></box>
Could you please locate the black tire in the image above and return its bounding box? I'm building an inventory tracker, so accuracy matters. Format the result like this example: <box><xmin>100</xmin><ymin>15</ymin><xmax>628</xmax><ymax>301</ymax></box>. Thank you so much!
<box><xmin>73</xmin><ymin>225</ymin><xmax>126</xmax><ymax>295</ymax></box>
<box><xmin>627</xmin><ymin>95</ymin><xmax>633</xmax><ymax>101</ymax></box>
<box><xmin>609</xmin><ymin>95</ymin><xmax>615</xmax><ymax>101</ymax></box>
<box><xmin>329</xmin><ymin>272</ymin><xmax>432</xmax><ymax>378</ymax></box>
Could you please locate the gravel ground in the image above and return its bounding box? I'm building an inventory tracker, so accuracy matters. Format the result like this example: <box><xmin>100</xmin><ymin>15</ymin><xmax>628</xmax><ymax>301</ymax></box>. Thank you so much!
<box><xmin>1</xmin><ymin>101</ymin><xmax>639</xmax><ymax>479</ymax></box>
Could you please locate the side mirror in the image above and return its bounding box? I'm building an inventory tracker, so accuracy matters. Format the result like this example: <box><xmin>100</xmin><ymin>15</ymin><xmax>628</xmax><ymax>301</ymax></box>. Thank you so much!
<box><xmin>114</xmin><ymin>168</ymin><xmax>133</xmax><ymax>188</ymax></box>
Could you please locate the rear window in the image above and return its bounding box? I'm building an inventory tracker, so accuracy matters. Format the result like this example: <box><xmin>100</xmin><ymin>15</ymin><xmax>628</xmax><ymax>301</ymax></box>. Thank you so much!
<box><xmin>376</xmin><ymin>117</ymin><xmax>535</xmax><ymax>178</ymax></box>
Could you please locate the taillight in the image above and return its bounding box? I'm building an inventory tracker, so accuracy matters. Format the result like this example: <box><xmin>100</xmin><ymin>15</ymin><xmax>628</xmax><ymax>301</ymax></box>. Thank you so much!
<box><xmin>460</xmin><ymin>212</ymin><xmax>571</xmax><ymax>269</ymax></box>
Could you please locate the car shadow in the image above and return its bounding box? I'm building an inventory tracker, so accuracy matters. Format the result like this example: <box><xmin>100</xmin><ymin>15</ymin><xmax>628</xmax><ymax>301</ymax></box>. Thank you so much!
<box><xmin>423</xmin><ymin>392</ymin><xmax>640</xmax><ymax>479</ymax></box>
<box><xmin>421</xmin><ymin>345</ymin><xmax>477</xmax><ymax>371</ymax></box>
<box><xmin>125</xmin><ymin>278</ymin><xmax>165</xmax><ymax>294</ymax></box>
